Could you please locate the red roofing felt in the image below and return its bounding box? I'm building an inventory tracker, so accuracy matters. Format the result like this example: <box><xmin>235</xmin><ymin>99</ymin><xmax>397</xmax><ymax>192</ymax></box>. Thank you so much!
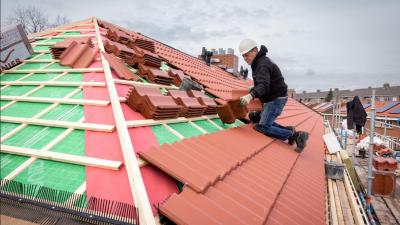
<box><xmin>83</xmin><ymin>61</ymin><xmax>178</xmax><ymax>214</ymax></box>
<box><xmin>140</xmin><ymin>99</ymin><xmax>326</xmax><ymax>224</ymax></box>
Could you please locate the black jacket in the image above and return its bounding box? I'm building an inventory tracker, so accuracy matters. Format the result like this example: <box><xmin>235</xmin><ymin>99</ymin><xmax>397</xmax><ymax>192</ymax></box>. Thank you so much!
<box><xmin>250</xmin><ymin>45</ymin><xmax>288</xmax><ymax>103</ymax></box>
<box><xmin>346</xmin><ymin>96</ymin><xmax>367</xmax><ymax>130</ymax></box>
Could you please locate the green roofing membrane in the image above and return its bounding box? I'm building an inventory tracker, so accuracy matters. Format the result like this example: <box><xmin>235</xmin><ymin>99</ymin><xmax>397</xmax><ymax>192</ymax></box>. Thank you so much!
<box><xmin>212</xmin><ymin>118</ymin><xmax>243</xmax><ymax>129</ymax></box>
<box><xmin>55</xmin><ymin>73</ymin><xmax>83</xmax><ymax>82</ymax></box>
<box><xmin>1</xmin><ymin>85</ymin><xmax>37</xmax><ymax>96</ymax></box>
<box><xmin>152</xmin><ymin>125</ymin><xmax>181</xmax><ymax>145</ymax></box>
<box><xmin>0</xmin><ymin>68</ymin><xmax>85</xmax><ymax>198</ymax></box>
<box><xmin>34</xmin><ymin>53</ymin><xmax>53</xmax><ymax>60</ymax></box>
<box><xmin>151</xmin><ymin>118</ymin><xmax>243</xmax><ymax>146</ymax></box>
<box><xmin>0</xmin><ymin>73</ymin><xmax>29</xmax><ymax>81</ymax></box>
<box><xmin>29</xmin><ymin>86</ymin><xmax>78</xmax><ymax>98</ymax></box>
<box><xmin>2</xmin><ymin>102</ymin><xmax>51</xmax><ymax>118</ymax></box>
<box><xmin>0</xmin><ymin>100</ymin><xmax>11</xmax><ymax>107</ymax></box>
<box><xmin>46</xmin><ymin>38</ymin><xmax>64</xmax><ymax>43</ymax></box>
<box><xmin>193</xmin><ymin>120</ymin><xmax>220</xmax><ymax>133</ymax></box>
<box><xmin>0</xmin><ymin>153</ymin><xmax>29</xmax><ymax>179</ymax></box>
<box><xmin>15</xmin><ymin>62</ymin><xmax>50</xmax><ymax>70</ymax></box>
<box><xmin>20</xmin><ymin>73</ymin><xmax>61</xmax><ymax>82</ymax></box>
<box><xmin>168</xmin><ymin>122</ymin><xmax>203</xmax><ymax>138</ymax></box>
<box><xmin>32</xmin><ymin>45</ymin><xmax>51</xmax><ymax>51</ymax></box>
<box><xmin>3</xmin><ymin>125</ymin><xmax>67</xmax><ymax>149</ymax></box>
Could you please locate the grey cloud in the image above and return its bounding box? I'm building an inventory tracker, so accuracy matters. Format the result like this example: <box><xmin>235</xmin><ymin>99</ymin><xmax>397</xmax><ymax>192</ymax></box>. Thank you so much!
<box><xmin>119</xmin><ymin>20</ymin><xmax>207</xmax><ymax>43</ymax></box>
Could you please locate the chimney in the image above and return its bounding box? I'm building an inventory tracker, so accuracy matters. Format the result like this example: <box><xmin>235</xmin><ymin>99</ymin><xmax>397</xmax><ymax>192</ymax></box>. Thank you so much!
<box><xmin>317</xmin><ymin>89</ymin><xmax>320</xmax><ymax>93</ymax></box>
<box><xmin>368</xmin><ymin>86</ymin><xmax>372</xmax><ymax>89</ymax></box>
<box><xmin>383</xmin><ymin>83</ymin><xmax>390</xmax><ymax>89</ymax></box>
<box><xmin>302</xmin><ymin>91</ymin><xmax>306</xmax><ymax>94</ymax></box>
<box><xmin>334</xmin><ymin>88</ymin><xmax>339</xmax><ymax>92</ymax></box>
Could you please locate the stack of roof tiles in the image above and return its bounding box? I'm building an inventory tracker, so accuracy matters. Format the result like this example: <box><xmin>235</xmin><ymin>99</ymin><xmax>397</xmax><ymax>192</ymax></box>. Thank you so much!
<box><xmin>127</xmin><ymin>38</ymin><xmax>156</xmax><ymax>53</ymax></box>
<box><xmin>103</xmin><ymin>52</ymin><xmax>139</xmax><ymax>81</ymax></box>
<box><xmin>126</xmin><ymin>46</ymin><xmax>163</xmax><ymax>68</ymax></box>
<box><xmin>126</xmin><ymin>86</ymin><xmax>182</xmax><ymax>119</ymax></box>
<box><xmin>59</xmin><ymin>41</ymin><xmax>98</xmax><ymax>68</ymax></box>
<box><xmin>50</xmin><ymin>37</ymin><xmax>93</xmax><ymax>59</ymax></box>
<box><xmin>138</xmin><ymin>64</ymin><xmax>173</xmax><ymax>85</ymax></box>
<box><xmin>104</xmin><ymin>40</ymin><xmax>135</xmax><ymax>63</ymax></box>
<box><xmin>188</xmin><ymin>90</ymin><xmax>218</xmax><ymax>115</ymax></box>
<box><xmin>106</xmin><ymin>28</ymin><xmax>131</xmax><ymax>44</ymax></box>
<box><xmin>167</xmin><ymin>90</ymin><xmax>206</xmax><ymax>117</ymax></box>
<box><xmin>169</xmin><ymin>68</ymin><xmax>189</xmax><ymax>86</ymax></box>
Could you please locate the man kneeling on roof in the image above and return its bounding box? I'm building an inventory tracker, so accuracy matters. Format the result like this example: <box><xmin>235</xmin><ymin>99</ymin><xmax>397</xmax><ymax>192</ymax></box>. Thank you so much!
<box><xmin>238</xmin><ymin>39</ymin><xmax>309</xmax><ymax>153</ymax></box>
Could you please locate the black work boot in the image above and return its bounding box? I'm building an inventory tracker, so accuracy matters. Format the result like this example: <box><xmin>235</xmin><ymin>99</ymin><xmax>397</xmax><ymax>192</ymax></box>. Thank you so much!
<box><xmin>294</xmin><ymin>131</ymin><xmax>309</xmax><ymax>153</ymax></box>
<box><xmin>286</xmin><ymin>126</ymin><xmax>296</xmax><ymax>145</ymax></box>
<box><xmin>249</xmin><ymin>111</ymin><xmax>261</xmax><ymax>123</ymax></box>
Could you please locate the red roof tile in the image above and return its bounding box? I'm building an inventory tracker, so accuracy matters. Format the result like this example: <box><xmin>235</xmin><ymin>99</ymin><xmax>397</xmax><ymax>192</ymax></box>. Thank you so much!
<box><xmin>138</xmin><ymin>99</ymin><xmax>325</xmax><ymax>224</ymax></box>
<box><xmin>59</xmin><ymin>41</ymin><xmax>98</xmax><ymax>68</ymax></box>
<box><xmin>51</xmin><ymin>37</ymin><xmax>93</xmax><ymax>59</ymax></box>
<box><xmin>103</xmin><ymin>52</ymin><xmax>139</xmax><ymax>81</ymax></box>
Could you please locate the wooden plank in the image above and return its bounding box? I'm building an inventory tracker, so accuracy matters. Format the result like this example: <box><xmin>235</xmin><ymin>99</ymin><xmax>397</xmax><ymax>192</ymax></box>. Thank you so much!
<box><xmin>337</xmin><ymin>181</ymin><xmax>355</xmax><ymax>225</ymax></box>
<box><xmin>1</xmin><ymin>116</ymin><xmax>115</xmax><ymax>132</ymax></box>
<box><xmin>1</xmin><ymin>145</ymin><xmax>123</xmax><ymax>170</ymax></box>
<box><xmin>93</xmin><ymin>17</ymin><xmax>156</xmax><ymax>225</ymax></box>
<box><xmin>33</xmin><ymin>50</ymin><xmax>51</xmax><ymax>54</ymax></box>
<box><xmin>328</xmin><ymin>179</ymin><xmax>339</xmax><ymax>225</ymax></box>
<box><xmin>33</xmin><ymin>34</ymin><xmax>96</xmax><ymax>39</ymax></box>
<box><xmin>343</xmin><ymin>169</ymin><xmax>369</xmax><ymax>225</ymax></box>
<box><xmin>332</xmin><ymin>179</ymin><xmax>346</xmax><ymax>225</ymax></box>
<box><xmin>1</xmin><ymin>95</ymin><xmax>109</xmax><ymax>106</ymax></box>
<box><xmin>23</xmin><ymin>58</ymin><xmax>100</xmax><ymax>63</ymax></box>
<box><xmin>114</xmin><ymin>78</ymin><xmax>179</xmax><ymax>90</ymax></box>
<box><xmin>162</xmin><ymin>124</ymin><xmax>184</xmax><ymax>139</ymax></box>
<box><xmin>23</xmin><ymin>59</ymin><xmax>60</xmax><ymax>63</ymax></box>
<box><xmin>3</xmin><ymin>68</ymin><xmax>103</xmax><ymax>74</ymax></box>
<box><xmin>50</xmin><ymin>29</ymin><xmax>95</xmax><ymax>33</ymax></box>
<box><xmin>126</xmin><ymin>115</ymin><xmax>219</xmax><ymax>128</ymax></box>
<box><xmin>1</xmin><ymin>81</ymin><xmax>105</xmax><ymax>87</ymax></box>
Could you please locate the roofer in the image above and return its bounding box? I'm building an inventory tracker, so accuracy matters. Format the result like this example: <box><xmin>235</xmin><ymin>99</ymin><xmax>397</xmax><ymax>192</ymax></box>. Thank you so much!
<box><xmin>238</xmin><ymin>39</ymin><xmax>309</xmax><ymax>152</ymax></box>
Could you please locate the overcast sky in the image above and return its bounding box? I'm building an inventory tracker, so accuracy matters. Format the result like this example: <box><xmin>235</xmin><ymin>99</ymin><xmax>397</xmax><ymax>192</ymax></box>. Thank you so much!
<box><xmin>2</xmin><ymin>0</ymin><xmax>399</xmax><ymax>92</ymax></box>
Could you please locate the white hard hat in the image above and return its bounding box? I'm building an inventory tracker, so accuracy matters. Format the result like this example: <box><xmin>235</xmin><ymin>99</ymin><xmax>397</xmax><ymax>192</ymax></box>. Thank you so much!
<box><xmin>238</xmin><ymin>39</ymin><xmax>257</xmax><ymax>55</ymax></box>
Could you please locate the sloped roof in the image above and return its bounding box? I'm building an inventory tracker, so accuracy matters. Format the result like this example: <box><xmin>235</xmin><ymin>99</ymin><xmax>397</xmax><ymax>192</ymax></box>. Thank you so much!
<box><xmin>1</xmin><ymin>17</ymin><xmax>326</xmax><ymax>225</ymax></box>
<box><xmin>143</xmin><ymin>99</ymin><xmax>325</xmax><ymax>224</ymax></box>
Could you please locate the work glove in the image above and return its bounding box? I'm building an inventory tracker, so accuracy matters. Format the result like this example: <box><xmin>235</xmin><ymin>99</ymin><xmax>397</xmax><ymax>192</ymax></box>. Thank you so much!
<box><xmin>240</xmin><ymin>94</ymin><xmax>253</xmax><ymax>106</ymax></box>
<box><xmin>248</xmin><ymin>86</ymin><xmax>254</xmax><ymax>91</ymax></box>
